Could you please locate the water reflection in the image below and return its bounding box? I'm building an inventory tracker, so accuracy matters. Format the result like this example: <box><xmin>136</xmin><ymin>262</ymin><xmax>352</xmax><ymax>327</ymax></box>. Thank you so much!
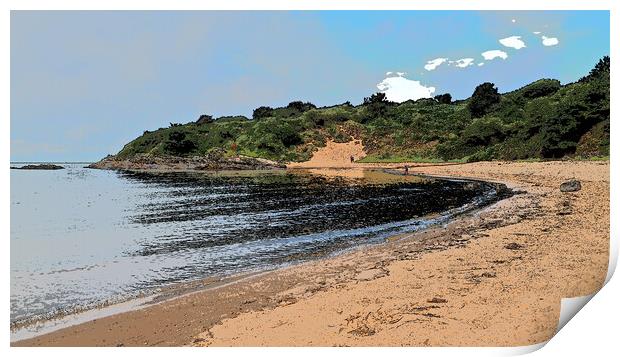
<box><xmin>11</xmin><ymin>166</ymin><xmax>505</xmax><ymax>327</ymax></box>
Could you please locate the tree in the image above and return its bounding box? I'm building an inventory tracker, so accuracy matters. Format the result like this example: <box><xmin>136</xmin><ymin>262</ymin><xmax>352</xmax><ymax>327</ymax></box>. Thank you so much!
<box><xmin>363</xmin><ymin>92</ymin><xmax>389</xmax><ymax>105</ymax></box>
<box><xmin>165</xmin><ymin>131</ymin><xmax>196</xmax><ymax>155</ymax></box>
<box><xmin>196</xmin><ymin>114</ymin><xmax>214</xmax><ymax>125</ymax></box>
<box><xmin>434</xmin><ymin>93</ymin><xmax>452</xmax><ymax>104</ymax></box>
<box><xmin>252</xmin><ymin>106</ymin><xmax>274</xmax><ymax>120</ymax></box>
<box><xmin>362</xmin><ymin>92</ymin><xmax>392</xmax><ymax>121</ymax></box>
<box><xmin>468</xmin><ymin>82</ymin><xmax>501</xmax><ymax>118</ymax></box>
<box><xmin>579</xmin><ymin>56</ymin><xmax>610</xmax><ymax>82</ymax></box>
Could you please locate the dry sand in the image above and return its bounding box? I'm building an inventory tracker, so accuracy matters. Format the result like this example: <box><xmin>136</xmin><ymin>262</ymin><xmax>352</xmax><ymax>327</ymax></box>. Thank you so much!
<box><xmin>13</xmin><ymin>142</ymin><xmax>610</xmax><ymax>347</ymax></box>
<box><xmin>288</xmin><ymin>139</ymin><xmax>366</xmax><ymax>168</ymax></box>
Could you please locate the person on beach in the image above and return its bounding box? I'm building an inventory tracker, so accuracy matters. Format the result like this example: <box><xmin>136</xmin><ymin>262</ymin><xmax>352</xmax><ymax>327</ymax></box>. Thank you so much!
<box><xmin>350</xmin><ymin>155</ymin><xmax>355</xmax><ymax>163</ymax></box>
<box><xmin>404</xmin><ymin>165</ymin><xmax>409</xmax><ymax>175</ymax></box>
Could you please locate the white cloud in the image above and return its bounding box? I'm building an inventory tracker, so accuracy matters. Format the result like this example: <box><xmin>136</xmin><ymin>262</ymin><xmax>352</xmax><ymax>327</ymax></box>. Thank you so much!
<box><xmin>377</xmin><ymin>75</ymin><xmax>436</xmax><ymax>103</ymax></box>
<box><xmin>396</xmin><ymin>71</ymin><xmax>406</xmax><ymax>77</ymax></box>
<box><xmin>478</xmin><ymin>62</ymin><xmax>485</xmax><ymax>67</ymax></box>
<box><xmin>511</xmin><ymin>19</ymin><xmax>516</xmax><ymax>23</ymax></box>
<box><xmin>542</xmin><ymin>36</ymin><xmax>559</xmax><ymax>46</ymax></box>
<box><xmin>424</xmin><ymin>57</ymin><xmax>448</xmax><ymax>71</ymax></box>
<box><xmin>482</xmin><ymin>50</ymin><xmax>508</xmax><ymax>60</ymax></box>
<box><xmin>499</xmin><ymin>36</ymin><xmax>526</xmax><ymax>50</ymax></box>
<box><xmin>454</xmin><ymin>58</ymin><xmax>474</xmax><ymax>68</ymax></box>
<box><xmin>385</xmin><ymin>71</ymin><xmax>393</xmax><ymax>76</ymax></box>
<box><xmin>533</xmin><ymin>31</ymin><xmax>541</xmax><ymax>35</ymax></box>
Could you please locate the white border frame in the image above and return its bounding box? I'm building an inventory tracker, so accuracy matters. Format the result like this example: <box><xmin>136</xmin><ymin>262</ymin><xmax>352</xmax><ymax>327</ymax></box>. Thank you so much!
<box><xmin>3</xmin><ymin>1</ymin><xmax>616</xmax><ymax>356</ymax></box>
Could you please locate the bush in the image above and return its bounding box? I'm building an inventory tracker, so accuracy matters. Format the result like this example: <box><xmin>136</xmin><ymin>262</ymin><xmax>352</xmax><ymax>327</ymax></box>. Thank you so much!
<box><xmin>461</xmin><ymin>117</ymin><xmax>507</xmax><ymax>146</ymax></box>
<box><xmin>520</xmin><ymin>79</ymin><xmax>561</xmax><ymax>99</ymax></box>
<box><xmin>434</xmin><ymin>93</ymin><xmax>452</xmax><ymax>104</ymax></box>
<box><xmin>165</xmin><ymin>131</ymin><xmax>197</xmax><ymax>155</ymax></box>
<box><xmin>287</xmin><ymin>101</ymin><xmax>316</xmax><ymax>112</ymax></box>
<box><xmin>253</xmin><ymin>106</ymin><xmax>274</xmax><ymax>120</ymax></box>
<box><xmin>196</xmin><ymin>114</ymin><xmax>214</xmax><ymax>125</ymax></box>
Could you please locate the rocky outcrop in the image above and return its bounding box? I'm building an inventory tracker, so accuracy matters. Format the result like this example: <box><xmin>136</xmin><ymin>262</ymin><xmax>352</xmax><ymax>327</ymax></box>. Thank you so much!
<box><xmin>560</xmin><ymin>179</ymin><xmax>582</xmax><ymax>192</ymax></box>
<box><xmin>11</xmin><ymin>164</ymin><xmax>64</xmax><ymax>170</ymax></box>
<box><xmin>87</xmin><ymin>152</ymin><xmax>285</xmax><ymax>172</ymax></box>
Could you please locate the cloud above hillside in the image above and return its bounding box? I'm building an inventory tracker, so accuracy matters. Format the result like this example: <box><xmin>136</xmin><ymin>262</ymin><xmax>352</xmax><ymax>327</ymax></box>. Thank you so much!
<box><xmin>453</xmin><ymin>58</ymin><xmax>475</xmax><ymax>68</ymax></box>
<box><xmin>542</xmin><ymin>36</ymin><xmax>559</xmax><ymax>46</ymax></box>
<box><xmin>424</xmin><ymin>58</ymin><xmax>448</xmax><ymax>71</ymax></box>
<box><xmin>377</xmin><ymin>73</ymin><xmax>435</xmax><ymax>102</ymax></box>
<box><xmin>499</xmin><ymin>36</ymin><xmax>526</xmax><ymax>49</ymax></box>
<box><xmin>482</xmin><ymin>50</ymin><xmax>509</xmax><ymax>60</ymax></box>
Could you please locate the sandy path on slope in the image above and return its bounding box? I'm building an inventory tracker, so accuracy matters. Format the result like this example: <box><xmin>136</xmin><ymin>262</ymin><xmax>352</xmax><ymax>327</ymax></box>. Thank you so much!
<box><xmin>287</xmin><ymin>139</ymin><xmax>367</xmax><ymax>168</ymax></box>
<box><xmin>13</xmin><ymin>141</ymin><xmax>610</xmax><ymax>347</ymax></box>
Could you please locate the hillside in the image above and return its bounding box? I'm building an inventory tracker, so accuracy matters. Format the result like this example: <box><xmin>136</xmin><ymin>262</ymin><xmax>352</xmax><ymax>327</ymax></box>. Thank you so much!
<box><xmin>110</xmin><ymin>57</ymin><xmax>609</xmax><ymax>165</ymax></box>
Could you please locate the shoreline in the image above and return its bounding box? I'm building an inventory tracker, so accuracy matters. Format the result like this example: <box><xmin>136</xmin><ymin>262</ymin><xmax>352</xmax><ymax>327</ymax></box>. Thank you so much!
<box><xmin>11</xmin><ymin>169</ymin><xmax>509</xmax><ymax>342</ymax></box>
<box><xmin>12</xmin><ymin>160</ymin><xmax>609</xmax><ymax>347</ymax></box>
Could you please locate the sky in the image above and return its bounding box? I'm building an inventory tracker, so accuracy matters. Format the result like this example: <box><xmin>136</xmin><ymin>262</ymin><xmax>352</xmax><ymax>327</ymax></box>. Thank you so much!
<box><xmin>11</xmin><ymin>11</ymin><xmax>610</xmax><ymax>162</ymax></box>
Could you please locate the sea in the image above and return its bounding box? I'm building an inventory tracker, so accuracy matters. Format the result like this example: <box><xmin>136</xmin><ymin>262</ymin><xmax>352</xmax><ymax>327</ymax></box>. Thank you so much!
<box><xmin>10</xmin><ymin>163</ymin><xmax>505</xmax><ymax>338</ymax></box>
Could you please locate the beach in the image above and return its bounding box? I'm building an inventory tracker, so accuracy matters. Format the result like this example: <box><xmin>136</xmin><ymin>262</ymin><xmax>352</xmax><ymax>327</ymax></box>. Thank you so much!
<box><xmin>12</xmin><ymin>157</ymin><xmax>609</xmax><ymax>347</ymax></box>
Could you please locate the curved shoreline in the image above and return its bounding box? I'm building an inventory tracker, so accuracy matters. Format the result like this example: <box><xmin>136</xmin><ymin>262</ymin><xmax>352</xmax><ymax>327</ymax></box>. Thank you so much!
<box><xmin>11</xmin><ymin>169</ymin><xmax>508</xmax><ymax>342</ymax></box>
<box><xmin>12</xmin><ymin>161</ymin><xmax>609</xmax><ymax>347</ymax></box>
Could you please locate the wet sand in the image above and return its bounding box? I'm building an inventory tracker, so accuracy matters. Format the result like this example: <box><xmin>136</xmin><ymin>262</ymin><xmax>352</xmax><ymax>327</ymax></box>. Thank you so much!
<box><xmin>12</xmin><ymin>160</ymin><xmax>609</xmax><ymax>347</ymax></box>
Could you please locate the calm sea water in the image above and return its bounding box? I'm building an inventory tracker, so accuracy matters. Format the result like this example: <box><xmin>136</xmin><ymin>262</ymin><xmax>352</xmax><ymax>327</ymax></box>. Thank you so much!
<box><xmin>10</xmin><ymin>164</ymin><xmax>503</xmax><ymax>328</ymax></box>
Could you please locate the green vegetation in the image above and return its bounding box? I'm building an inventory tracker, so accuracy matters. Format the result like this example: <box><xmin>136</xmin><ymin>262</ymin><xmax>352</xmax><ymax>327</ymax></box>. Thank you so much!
<box><xmin>115</xmin><ymin>56</ymin><xmax>609</xmax><ymax>163</ymax></box>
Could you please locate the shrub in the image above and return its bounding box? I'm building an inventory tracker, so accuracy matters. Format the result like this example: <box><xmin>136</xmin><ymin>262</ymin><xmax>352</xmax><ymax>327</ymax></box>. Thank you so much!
<box><xmin>196</xmin><ymin>114</ymin><xmax>214</xmax><ymax>125</ymax></box>
<box><xmin>253</xmin><ymin>106</ymin><xmax>274</xmax><ymax>120</ymax></box>
<box><xmin>434</xmin><ymin>93</ymin><xmax>452</xmax><ymax>104</ymax></box>
<box><xmin>287</xmin><ymin>101</ymin><xmax>316</xmax><ymax>112</ymax></box>
<box><xmin>520</xmin><ymin>79</ymin><xmax>561</xmax><ymax>99</ymax></box>
<box><xmin>165</xmin><ymin>131</ymin><xmax>197</xmax><ymax>155</ymax></box>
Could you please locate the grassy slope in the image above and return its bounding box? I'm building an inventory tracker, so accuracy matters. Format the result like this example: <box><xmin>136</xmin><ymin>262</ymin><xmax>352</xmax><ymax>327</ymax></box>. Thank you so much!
<box><xmin>114</xmin><ymin>60</ymin><xmax>609</xmax><ymax>164</ymax></box>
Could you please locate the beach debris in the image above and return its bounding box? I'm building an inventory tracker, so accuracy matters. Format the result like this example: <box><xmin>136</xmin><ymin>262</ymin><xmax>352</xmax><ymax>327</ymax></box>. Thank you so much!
<box><xmin>427</xmin><ymin>297</ymin><xmax>448</xmax><ymax>304</ymax></box>
<box><xmin>355</xmin><ymin>268</ymin><xmax>388</xmax><ymax>281</ymax></box>
<box><xmin>242</xmin><ymin>298</ymin><xmax>257</xmax><ymax>305</ymax></box>
<box><xmin>557</xmin><ymin>207</ymin><xmax>572</xmax><ymax>215</ymax></box>
<box><xmin>560</xmin><ymin>179</ymin><xmax>582</xmax><ymax>192</ymax></box>
<box><xmin>557</xmin><ymin>198</ymin><xmax>573</xmax><ymax>215</ymax></box>
<box><xmin>349</xmin><ymin>325</ymin><xmax>376</xmax><ymax>336</ymax></box>
<box><xmin>277</xmin><ymin>296</ymin><xmax>297</xmax><ymax>306</ymax></box>
<box><xmin>504</xmin><ymin>242</ymin><xmax>525</xmax><ymax>250</ymax></box>
<box><xmin>346</xmin><ymin>312</ymin><xmax>377</xmax><ymax>336</ymax></box>
<box><xmin>192</xmin><ymin>338</ymin><xmax>206</xmax><ymax>344</ymax></box>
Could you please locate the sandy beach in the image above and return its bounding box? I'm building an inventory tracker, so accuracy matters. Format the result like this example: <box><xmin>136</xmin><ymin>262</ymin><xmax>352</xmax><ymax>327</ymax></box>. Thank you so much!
<box><xmin>12</xmin><ymin>147</ymin><xmax>609</xmax><ymax>346</ymax></box>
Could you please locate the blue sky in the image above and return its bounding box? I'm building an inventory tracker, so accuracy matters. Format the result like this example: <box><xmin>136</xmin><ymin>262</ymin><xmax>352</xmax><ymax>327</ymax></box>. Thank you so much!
<box><xmin>11</xmin><ymin>11</ymin><xmax>609</xmax><ymax>162</ymax></box>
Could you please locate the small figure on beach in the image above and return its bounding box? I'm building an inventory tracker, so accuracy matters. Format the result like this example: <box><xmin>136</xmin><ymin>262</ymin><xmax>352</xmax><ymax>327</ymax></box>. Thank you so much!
<box><xmin>404</xmin><ymin>165</ymin><xmax>409</xmax><ymax>175</ymax></box>
<box><xmin>350</xmin><ymin>155</ymin><xmax>355</xmax><ymax>163</ymax></box>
